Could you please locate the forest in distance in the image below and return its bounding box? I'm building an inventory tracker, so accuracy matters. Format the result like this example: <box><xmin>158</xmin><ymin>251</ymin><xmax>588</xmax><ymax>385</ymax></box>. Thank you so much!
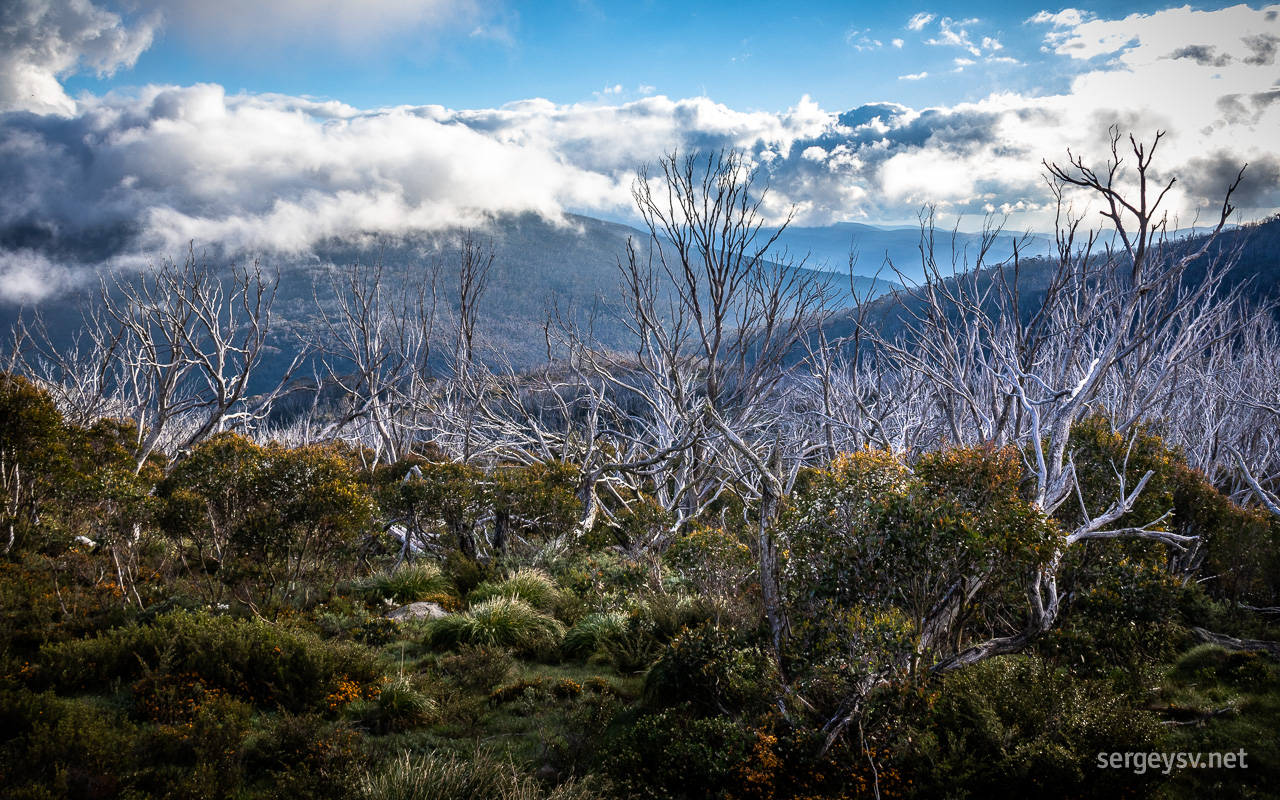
<box><xmin>3</xmin><ymin>130</ymin><xmax>1280</xmax><ymax>799</ymax></box>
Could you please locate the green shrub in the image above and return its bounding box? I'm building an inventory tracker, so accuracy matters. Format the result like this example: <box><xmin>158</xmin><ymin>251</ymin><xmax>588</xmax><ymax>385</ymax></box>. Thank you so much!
<box><xmin>0</xmin><ymin>687</ymin><xmax>142</xmax><ymax>797</ymax></box>
<box><xmin>436</xmin><ymin>644</ymin><xmax>517</xmax><ymax>693</ymax></box>
<box><xmin>469</xmin><ymin>568</ymin><xmax>560</xmax><ymax>610</ymax></box>
<box><xmin>425</xmin><ymin>597</ymin><xmax>565</xmax><ymax>654</ymax></box>
<box><xmin>362</xmin><ymin>562</ymin><xmax>456</xmax><ymax>606</ymax></box>
<box><xmin>243</xmin><ymin>713</ymin><xmax>367</xmax><ymax>800</ymax></box>
<box><xmin>357</xmin><ymin>675</ymin><xmax>436</xmax><ymax>734</ymax></box>
<box><xmin>605</xmin><ymin>708</ymin><xmax>754</xmax><ymax>799</ymax></box>
<box><xmin>444</xmin><ymin>550</ymin><xmax>493</xmax><ymax>597</ymax></box>
<box><xmin>644</xmin><ymin>623</ymin><xmax>776</xmax><ymax>717</ymax></box>
<box><xmin>1172</xmin><ymin>644</ymin><xmax>1278</xmax><ymax>692</ymax></box>
<box><xmin>901</xmin><ymin>655</ymin><xmax>1162</xmax><ymax>799</ymax></box>
<box><xmin>32</xmin><ymin>609</ymin><xmax>383</xmax><ymax>715</ymax></box>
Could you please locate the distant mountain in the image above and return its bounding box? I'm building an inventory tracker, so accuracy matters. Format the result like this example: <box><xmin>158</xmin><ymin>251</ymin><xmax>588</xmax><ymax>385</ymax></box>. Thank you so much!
<box><xmin>15</xmin><ymin>213</ymin><xmax>1268</xmax><ymax>384</ymax></box>
<box><xmin>298</xmin><ymin>213</ymin><xmax>891</xmax><ymax>368</ymax></box>
<box><xmin>816</xmin><ymin>214</ymin><xmax>1280</xmax><ymax>348</ymax></box>
<box><xmin>775</xmin><ymin>221</ymin><xmax>1052</xmax><ymax>282</ymax></box>
<box><xmin>1</xmin><ymin>213</ymin><xmax>894</xmax><ymax>378</ymax></box>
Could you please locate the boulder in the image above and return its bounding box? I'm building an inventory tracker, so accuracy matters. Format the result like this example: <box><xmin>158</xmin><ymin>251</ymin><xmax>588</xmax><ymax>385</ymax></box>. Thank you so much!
<box><xmin>386</xmin><ymin>601</ymin><xmax>449</xmax><ymax>621</ymax></box>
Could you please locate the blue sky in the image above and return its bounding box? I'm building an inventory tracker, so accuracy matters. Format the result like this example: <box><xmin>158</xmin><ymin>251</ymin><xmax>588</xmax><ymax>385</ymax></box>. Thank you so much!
<box><xmin>64</xmin><ymin>1</ymin><xmax>1190</xmax><ymax>111</ymax></box>
<box><xmin>2</xmin><ymin>0</ymin><xmax>1279</xmax><ymax>300</ymax></box>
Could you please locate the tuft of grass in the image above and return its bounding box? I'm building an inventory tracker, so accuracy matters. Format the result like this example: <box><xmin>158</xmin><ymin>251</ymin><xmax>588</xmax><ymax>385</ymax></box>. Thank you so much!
<box><xmin>361</xmin><ymin>563</ymin><xmax>456</xmax><ymax>606</ymax></box>
<box><xmin>468</xmin><ymin>568</ymin><xmax>560</xmax><ymax>611</ymax></box>
<box><xmin>561</xmin><ymin>612</ymin><xmax>628</xmax><ymax>661</ymax></box>
<box><xmin>425</xmin><ymin>597</ymin><xmax>565</xmax><ymax>654</ymax></box>
<box><xmin>359</xmin><ymin>749</ymin><xmax>605</xmax><ymax>800</ymax></box>
<box><xmin>375</xmin><ymin>676</ymin><xmax>437</xmax><ymax>732</ymax></box>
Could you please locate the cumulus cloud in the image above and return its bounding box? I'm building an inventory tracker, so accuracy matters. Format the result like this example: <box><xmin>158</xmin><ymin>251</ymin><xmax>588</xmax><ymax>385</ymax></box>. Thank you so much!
<box><xmin>2</xmin><ymin>1</ymin><xmax>1280</xmax><ymax>301</ymax></box>
<box><xmin>0</xmin><ymin>88</ymin><xmax>835</xmax><ymax>275</ymax></box>
<box><xmin>0</xmin><ymin>0</ymin><xmax>158</xmax><ymax>114</ymax></box>
<box><xmin>907</xmin><ymin>12</ymin><xmax>935</xmax><ymax>32</ymax></box>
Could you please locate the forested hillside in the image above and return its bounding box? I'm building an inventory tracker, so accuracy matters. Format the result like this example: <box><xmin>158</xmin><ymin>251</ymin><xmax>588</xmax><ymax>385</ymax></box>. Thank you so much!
<box><xmin>3</xmin><ymin>138</ymin><xmax>1280</xmax><ymax>800</ymax></box>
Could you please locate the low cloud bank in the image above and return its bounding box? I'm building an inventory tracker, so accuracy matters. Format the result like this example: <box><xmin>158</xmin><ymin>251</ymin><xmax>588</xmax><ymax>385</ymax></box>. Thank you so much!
<box><xmin>2</xmin><ymin>2</ymin><xmax>1278</xmax><ymax>302</ymax></box>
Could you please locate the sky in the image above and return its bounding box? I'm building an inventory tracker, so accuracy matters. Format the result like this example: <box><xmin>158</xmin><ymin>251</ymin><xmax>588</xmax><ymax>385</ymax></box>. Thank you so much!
<box><xmin>1</xmin><ymin>0</ymin><xmax>1279</xmax><ymax>300</ymax></box>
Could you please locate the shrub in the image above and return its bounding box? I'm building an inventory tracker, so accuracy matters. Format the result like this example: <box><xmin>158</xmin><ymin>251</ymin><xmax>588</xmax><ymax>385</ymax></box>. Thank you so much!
<box><xmin>469</xmin><ymin>568</ymin><xmax>560</xmax><ymax>610</ymax></box>
<box><xmin>244</xmin><ymin>713</ymin><xmax>367</xmax><ymax>800</ymax></box>
<box><xmin>664</xmin><ymin>525</ymin><xmax>756</xmax><ymax>601</ymax></box>
<box><xmin>32</xmin><ymin>609</ymin><xmax>383</xmax><ymax>715</ymax></box>
<box><xmin>780</xmin><ymin>446</ymin><xmax>1054</xmax><ymax>678</ymax></box>
<box><xmin>562</xmin><ymin>612</ymin><xmax>628</xmax><ymax>661</ymax></box>
<box><xmin>161</xmin><ymin>436</ymin><xmax>376</xmax><ymax>606</ymax></box>
<box><xmin>605</xmin><ymin>708</ymin><xmax>754</xmax><ymax>799</ymax></box>
<box><xmin>360</xmin><ymin>675</ymin><xmax>436</xmax><ymax>733</ymax></box>
<box><xmin>424</xmin><ymin>597</ymin><xmax>565</xmax><ymax>654</ymax></box>
<box><xmin>436</xmin><ymin>644</ymin><xmax>517</xmax><ymax>693</ymax></box>
<box><xmin>644</xmin><ymin>623</ymin><xmax>776</xmax><ymax>717</ymax></box>
<box><xmin>901</xmin><ymin>655</ymin><xmax>1162</xmax><ymax>799</ymax></box>
<box><xmin>0</xmin><ymin>687</ymin><xmax>141</xmax><ymax>797</ymax></box>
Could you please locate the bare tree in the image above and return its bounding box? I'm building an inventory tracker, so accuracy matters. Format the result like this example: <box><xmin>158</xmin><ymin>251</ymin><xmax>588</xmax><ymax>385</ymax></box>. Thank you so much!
<box><xmin>922</xmin><ymin>129</ymin><xmax>1245</xmax><ymax>670</ymax></box>
<box><xmin>311</xmin><ymin>256</ymin><xmax>439</xmax><ymax>464</ymax></box>
<box><xmin>19</xmin><ymin>247</ymin><xmax>301</xmax><ymax>472</ymax></box>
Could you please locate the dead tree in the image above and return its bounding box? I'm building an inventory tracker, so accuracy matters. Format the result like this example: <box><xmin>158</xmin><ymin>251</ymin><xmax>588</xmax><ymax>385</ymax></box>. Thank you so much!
<box><xmin>312</xmin><ymin>257</ymin><xmax>438</xmax><ymax>465</ymax></box>
<box><xmin>22</xmin><ymin>247</ymin><xmax>301</xmax><ymax>472</ymax></box>
<box><xmin>927</xmin><ymin>129</ymin><xmax>1245</xmax><ymax>670</ymax></box>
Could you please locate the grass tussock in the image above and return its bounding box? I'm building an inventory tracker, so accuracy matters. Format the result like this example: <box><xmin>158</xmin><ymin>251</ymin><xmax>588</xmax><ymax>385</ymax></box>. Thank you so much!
<box><xmin>425</xmin><ymin>597</ymin><xmax>565</xmax><ymax>653</ymax></box>
<box><xmin>361</xmin><ymin>562</ymin><xmax>456</xmax><ymax>606</ymax></box>
<box><xmin>359</xmin><ymin>749</ymin><xmax>606</xmax><ymax>800</ymax></box>
<box><xmin>468</xmin><ymin>568</ymin><xmax>560</xmax><ymax>610</ymax></box>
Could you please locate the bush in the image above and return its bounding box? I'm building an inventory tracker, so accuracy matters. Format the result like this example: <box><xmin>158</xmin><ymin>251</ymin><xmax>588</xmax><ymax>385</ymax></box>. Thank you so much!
<box><xmin>901</xmin><ymin>655</ymin><xmax>1162</xmax><ymax>799</ymax></box>
<box><xmin>244</xmin><ymin>713</ymin><xmax>367</xmax><ymax>800</ymax></box>
<box><xmin>424</xmin><ymin>597</ymin><xmax>565</xmax><ymax>654</ymax></box>
<box><xmin>355</xmin><ymin>675</ymin><xmax>436</xmax><ymax>734</ymax></box>
<box><xmin>469</xmin><ymin>568</ymin><xmax>560</xmax><ymax>610</ymax></box>
<box><xmin>161</xmin><ymin>436</ymin><xmax>376</xmax><ymax>606</ymax></box>
<box><xmin>0</xmin><ymin>687</ymin><xmax>141</xmax><ymax>797</ymax></box>
<box><xmin>605</xmin><ymin>708</ymin><xmax>754</xmax><ymax>799</ymax></box>
<box><xmin>32</xmin><ymin>609</ymin><xmax>383</xmax><ymax>715</ymax></box>
<box><xmin>644</xmin><ymin>623</ymin><xmax>776</xmax><ymax>717</ymax></box>
<box><xmin>562</xmin><ymin>612</ymin><xmax>628</xmax><ymax>661</ymax></box>
<box><xmin>436</xmin><ymin>644</ymin><xmax>517</xmax><ymax>693</ymax></box>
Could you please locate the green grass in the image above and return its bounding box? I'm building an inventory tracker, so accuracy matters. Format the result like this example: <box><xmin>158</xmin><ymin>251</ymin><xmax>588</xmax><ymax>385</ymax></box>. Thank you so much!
<box><xmin>561</xmin><ymin>611</ymin><xmax>628</xmax><ymax>660</ymax></box>
<box><xmin>424</xmin><ymin>597</ymin><xmax>565</xmax><ymax>653</ymax></box>
<box><xmin>360</xmin><ymin>563</ymin><xmax>456</xmax><ymax>606</ymax></box>
<box><xmin>468</xmin><ymin>568</ymin><xmax>560</xmax><ymax>610</ymax></box>
<box><xmin>359</xmin><ymin>748</ymin><xmax>606</xmax><ymax>800</ymax></box>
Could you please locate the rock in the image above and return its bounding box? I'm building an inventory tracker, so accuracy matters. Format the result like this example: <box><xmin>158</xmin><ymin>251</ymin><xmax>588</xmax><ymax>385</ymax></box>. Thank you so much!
<box><xmin>385</xmin><ymin>601</ymin><xmax>449</xmax><ymax>621</ymax></box>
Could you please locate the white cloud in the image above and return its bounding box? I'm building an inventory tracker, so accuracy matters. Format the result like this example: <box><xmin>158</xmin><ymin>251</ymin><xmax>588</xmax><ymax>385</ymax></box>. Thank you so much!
<box><xmin>0</xmin><ymin>249</ymin><xmax>77</xmax><ymax>302</ymax></box>
<box><xmin>926</xmin><ymin>17</ymin><xmax>983</xmax><ymax>57</ymax></box>
<box><xmin>2</xmin><ymin>1</ymin><xmax>1280</xmax><ymax>300</ymax></box>
<box><xmin>892</xmin><ymin>38</ymin><xmax>905</xmax><ymax>48</ymax></box>
<box><xmin>907</xmin><ymin>12</ymin><xmax>934</xmax><ymax>31</ymax></box>
<box><xmin>899</xmin><ymin>71</ymin><xmax>929</xmax><ymax>80</ymax></box>
<box><xmin>0</xmin><ymin>0</ymin><xmax>158</xmax><ymax>115</ymax></box>
<box><xmin>846</xmin><ymin>28</ymin><xmax>883</xmax><ymax>51</ymax></box>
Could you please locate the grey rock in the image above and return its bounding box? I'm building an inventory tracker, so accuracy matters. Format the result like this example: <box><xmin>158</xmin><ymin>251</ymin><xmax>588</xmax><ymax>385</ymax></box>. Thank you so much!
<box><xmin>385</xmin><ymin>601</ymin><xmax>449</xmax><ymax>621</ymax></box>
